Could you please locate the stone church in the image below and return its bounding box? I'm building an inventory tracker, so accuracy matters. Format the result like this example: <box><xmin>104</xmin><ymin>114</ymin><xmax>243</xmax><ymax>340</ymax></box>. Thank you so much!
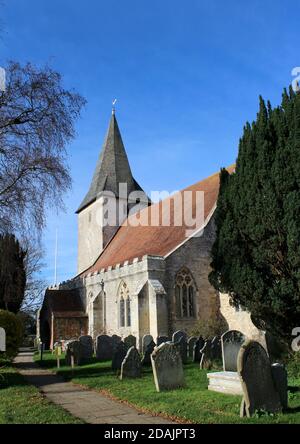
<box><xmin>38</xmin><ymin>111</ymin><xmax>262</xmax><ymax>350</ymax></box>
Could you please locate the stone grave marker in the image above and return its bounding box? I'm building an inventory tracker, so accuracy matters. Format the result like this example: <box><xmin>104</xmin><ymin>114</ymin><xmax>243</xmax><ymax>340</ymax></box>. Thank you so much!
<box><xmin>142</xmin><ymin>334</ymin><xmax>153</xmax><ymax>354</ymax></box>
<box><xmin>141</xmin><ymin>340</ymin><xmax>156</xmax><ymax>366</ymax></box>
<box><xmin>96</xmin><ymin>334</ymin><xmax>113</xmax><ymax>361</ymax></box>
<box><xmin>111</xmin><ymin>335</ymin><xmax>122</xmax><ymax>352</ymax></box>
<box><xmin>151</xmin><ymin>342</ymin><xmax>184</xmax><ymax>392</ymax></box>
<box><xmin>124</xmin><ymin>335</ymin><xmax>136</xmax><ymax>350</ymax></box>
<box><xmin>172</xmin><ymin>330</ymin><xmax>187</xmax><ymax>344</ymax></box>
<box><xmin>221</xmin><ymin>330</ymin><xmax>245</xmax><ymax>372</ymax></box>
<box><xmin>176</xmin><ymin>336</ymin><xmax>188</xmax><ymax>364</ymax></box>
<box><xmin>193</xmin><ymin>336</ymin><xmax>205</xmax><ymax>363</ymax></box>
<box><xmin>65</xmin><ymin>340</ymin><xmax>80</xmax><ymax>366</ymax></box>
<box><xmin>79</xmin><ymin>335</ymin><xmax>93</xmax><ymax>362</ymax></box>
<box><xmin>271</xmin><ymin>363</ymin><xmax>288</xmax><ymax>410</ymax></box>
<box><xmin>237</xmin><ymin>340</ymin><xmax>282</xmax><ymax>417</ymax></box>
<box><xmin>187</xmin><ymin>337</ymin><xmax>197</xmax><ymax>359</ymax></box>
<box><xmin>0</xmin><ymin>327</ymin><xmax>6</xmax><ymax>352</ymax></box>
<box><xmin>156</xmin><ymin>336</ymin><xmax>169</xmax><ymax>346</ymax></box>
<box><xmin>112</xmin><ymin>341</ymin><xmax>128</xmax><ymax>371</ymax></box>
<box><xmin>120</xmin><ymin>346</ymin><xmax>142</xmax><ymax>379</ymax></box>
<box><xmin>200</xmin><ymin>340</ymin><xmax>213</xmax><ymax>369</ymax></box>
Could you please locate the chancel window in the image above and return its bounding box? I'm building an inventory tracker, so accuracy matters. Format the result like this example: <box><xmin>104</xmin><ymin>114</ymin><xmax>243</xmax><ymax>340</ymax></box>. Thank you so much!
<box><xmin>119</xmin><ymin>282</ymin><xmax>131</xmax><ymax>327</ymax></box>
<box><xmin>175</xmin><ymin>268</ymin><xmax>196</xmax><ymax>318</ymax></box>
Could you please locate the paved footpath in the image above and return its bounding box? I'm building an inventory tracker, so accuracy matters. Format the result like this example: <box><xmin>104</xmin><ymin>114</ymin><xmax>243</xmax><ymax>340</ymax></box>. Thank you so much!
<box><xmin>14</xmin><ymin>351</ymin><xmax>174</xmax><ymax>424</ymax></box>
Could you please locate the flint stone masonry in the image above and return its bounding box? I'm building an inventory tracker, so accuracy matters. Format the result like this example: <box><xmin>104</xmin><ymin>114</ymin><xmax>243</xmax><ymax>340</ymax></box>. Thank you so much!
<box><xmin>79</xmin><ymin>335</ymin><xmax>93</xmax><ymax>362</ymax></box>
<box><xmin>120</xmin><ymin>346</ymin><xmax>142</xmax><ymax>379</ymax></box>
<box><xmin>96</xmin><ymin>335</ymin><xmax>113</xmax><ymax>361</ymax></box>
<box><xmin>151</xmin><ymin>342</ymin><xmax>184</xmax><ymax>392</ymax></box>
<box><xmin>112</xmin><ymin>341</ymin><xmax>128</xmax><ymax>371</ymax></box>
<box><xmin>0</xmin><ymin>327</ymin><xmax>5</xmax><ymax>352</ymax></box>
<box><xmin>221</xmin><ymin>330</ymin><xmax>245</xmax><ymax>372</ymax></box>
<box><xmin>238</xmin><ymin>340</ymin><xmax>282</xmax><ymax>417</ymax></box>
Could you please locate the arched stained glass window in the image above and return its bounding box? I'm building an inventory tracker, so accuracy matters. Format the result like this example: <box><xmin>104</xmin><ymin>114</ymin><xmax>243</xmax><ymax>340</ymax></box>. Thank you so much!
<box><xmin>174</xmin><ymin>268</ymin><xmax>196</xmax><ymax>319</ymax></box>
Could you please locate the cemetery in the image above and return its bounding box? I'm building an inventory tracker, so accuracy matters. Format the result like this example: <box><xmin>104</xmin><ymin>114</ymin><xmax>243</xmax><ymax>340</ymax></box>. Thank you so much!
<box><xmin>33</xmin><ymin>331</ymin><xmax>300</xmax><ymax>424</ymax></box>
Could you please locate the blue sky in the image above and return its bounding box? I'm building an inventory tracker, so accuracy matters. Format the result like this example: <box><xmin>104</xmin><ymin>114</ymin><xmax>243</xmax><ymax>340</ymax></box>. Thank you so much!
<box><xmin>1</xmin><ymin>0</ymin><xmax>299</xmax><ymax>284</ymax></box>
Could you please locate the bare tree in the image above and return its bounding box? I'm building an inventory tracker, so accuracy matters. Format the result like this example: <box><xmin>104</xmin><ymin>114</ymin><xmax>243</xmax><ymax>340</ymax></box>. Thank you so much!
<box><xmin>0</xmin><ymin>61</ymin><xmax>86</xmax><ymax>236</ymax></box>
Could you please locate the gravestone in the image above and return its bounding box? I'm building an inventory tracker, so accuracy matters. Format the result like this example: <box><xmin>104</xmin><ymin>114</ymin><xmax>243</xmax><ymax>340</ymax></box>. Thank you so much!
<box><xmin>124</xmin><ymin>335</ymin><xmax>136</xmax><ymax>350</ymax></box>
<box><xmin>211</xmin><ymin>336</ymin><xmax>222</xmax><ymax>361</ymax></box>
<box><xmin>237</xmin><ymin>340</ymin><xmax>282</xmax><ymax>417</ymax></box>
<box><xmin>151</xmin><ymin>342</ymin><xmax>184</xmax><ymax>392</ymax></box>
<box><xmin>0</xmin><ymin>327</ymin><xmax>6</xmax><ymax>352</ymax></box>
<box><xmin>120</xmin><ymin>346</ymin><xmax>142</xmax><ymax>379</ymax></box>
<box><xmin>79</xmin><ymin>335</ymin><xmax>93</xmax><ymax>362</ymax></box>
<box><xmin>111</xmin><ymin>335</ymin><xmax>122</xmax><ymax>352</ymax></box>
<box><xmin>65</xmin><ymin>340</ymin><xmax>80</xmax><ymax>366</ymax></box>
<box><xmin>96</xmin><ymin>335</ymin><xmax>113</xmax><ymax>361</ymax></box>
<box><xmin>221</xmin><ymin>330</ymin><xmax>245</xmax><ymax>372</ymax></box>
<box><xmin>187</xmin><ymin>337</ymin><xmax>197</xmax><ymax>359</ymax></box>
<box><xmin>193</xmin><ymin>336</ymin><xmax>205</xmax><ymax>363</ymax></box>
<box><xmin>172</xmin><ymin>330</ymin><xmax>187</xmax><ymax>344</ymax></box>
<box><xmin>112</xmin><ymin>341</ymin><xmax>128</xmax><ymax>371</ymax></box>
<box><xmin>176</xmin><ymin>336</ymin><xmax>188</xmax><ymax>364</ymax></box>
<box><xmin>156</xmin><ymin>336</ymin><xmax>169</xmax><ymax>346</ymax></box>
<box><xmin>141</xmin><ymin>340</ymin><xmax>156</xmax><ymax>366</ymax></box>
<box><xmin>142</xmin><ymin>334</ymin><xmax>153</xmax><ymax>354</ymax></box>
<box><xmin>271</xmin><ymin>363</ymin><xmax>288</xmax><ymax>410</ymax></box>
<box><xmin>200</xmin><ymin>340</ymin><xmax>213</xmax><ymax>369</ymax></box>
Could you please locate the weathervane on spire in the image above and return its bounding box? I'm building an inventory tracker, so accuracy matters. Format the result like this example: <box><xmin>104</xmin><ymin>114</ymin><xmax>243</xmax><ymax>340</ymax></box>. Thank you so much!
<box><xmin>112</xmin><ymin>98</ymin><xmax>117</xmax><ymax>115</ymax></box>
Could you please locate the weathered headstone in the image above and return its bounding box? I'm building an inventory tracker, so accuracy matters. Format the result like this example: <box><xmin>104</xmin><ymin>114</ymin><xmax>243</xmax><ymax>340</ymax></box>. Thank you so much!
<box><xmin>0</xmin><ymin>327</ymin><xmax>6</xmax><ymax>352</ymax></box>
<box><xmin>211</xmin><ymin>336</ymin><xmax>222</xmax><ymax>361</ymax></box>
<box><xmin>271</xmin><ymin>363</ymin><xmax>288</xmax><ymax>410</ymax></box>
<box><xmin>187</xmin><ymin>337</ymin><xmax>197</xmax><ymax>359</ymax></box>
<box><xmin>79</xmin><ymin>335</ymin><xmax>93</xmax><ymax>362</ymax></box>
<box><xmin>65</xmin><ymin>340</ymin><xmax>80</xmax><ymax>366</ymax></box>
<box><xmin>200</xmin><ymin>340</ymin><xmax>213</xmax><ymax>369</ymax></box>
<box><xmin>156</xmin><ymin>336</ymin><xmax>169</xmax><ymax>346</ymax></box>
<box><xmin>112</xmin><ymin>341</ymin><xmax>128</xmax><ymax>371</ymax></box>
<box><xmin>193</xmin><ymin>336</ymin><xmax>205</xmax><ymax>363</ymax></box>
<box><xmin>120</xmin><ymin>346</ymin><xmax>142</xmax><ymax>379</ymax></box>
<box><xmin>172</xmin><ymin>330</ymin><xmax>187</xmax><ymax>344</ymax></box>
<box><xmin>96</xmin><ymin>335</ymin><xmax>113</xmax><ymax>361</ymax></box>
<box><xmin>221</xmin><ymin>330</ymin><xmax>245</xmax><ymax>372</ymax></box>
<box><xmin>142</xmin><ymin>334</ymin><xmax>153</xmax><ymax>355</ymax></box>
<box><xmin>141</xmin><ymin>340</ymin><xmax>156</xmax><ymax>366</ymax></box>
<box><xmin>124</xmin><ymin>335</ymin><xmax>136</xmax><ymax>350</ymax></box>
<box><xmin>176</xmin><ymin>336</ymin><xmax>188</xmax><ymax>364</ymax></box>
<box><xmin>237</xmin><ymin>340</ymin><xmax>282</xmax><ymax>417</ymax></box>
<box><xmin>151</xmin><ymin>342</ymin><xmax>184</xmax><ymax>392</ymax></box>
<box><xmin>111</xmin><ymin>335</ymin><xmax>122</xmax><ymax>352</ymax></box>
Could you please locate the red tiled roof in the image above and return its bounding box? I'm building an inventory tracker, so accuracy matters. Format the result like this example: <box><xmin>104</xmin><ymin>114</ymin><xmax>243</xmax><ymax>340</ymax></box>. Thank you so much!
<box><xmin>83</xmin><ymin>166</ymin><xmax>235</xmax><ymax>275</ymax></box>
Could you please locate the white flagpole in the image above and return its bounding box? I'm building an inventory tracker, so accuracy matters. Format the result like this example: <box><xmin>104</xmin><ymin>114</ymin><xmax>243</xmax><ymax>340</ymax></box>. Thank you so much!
<box><xmin>54</xmin><ymin>229</ymin><xmax>58</xmax><ymax>286</ymax></box>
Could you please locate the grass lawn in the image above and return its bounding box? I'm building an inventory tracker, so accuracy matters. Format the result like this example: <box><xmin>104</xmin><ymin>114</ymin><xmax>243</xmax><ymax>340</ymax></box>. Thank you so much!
<box><xmin>0</xmin><ymin>359</ymin><xmax>83</xmax><ymax>424</ymax></box>
<box><xmin>35</xmin><ymin>351</ymin><xmax>300</xmax><ymax>424</ymax></box>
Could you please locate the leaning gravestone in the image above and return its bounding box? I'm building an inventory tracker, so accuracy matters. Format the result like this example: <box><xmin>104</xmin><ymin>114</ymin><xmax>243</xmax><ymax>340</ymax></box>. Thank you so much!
<box><xmin>141</xmin><ymin>340</ymin><xmax>156</xmax><ymax>366</ymax></box>
<box><xmin>142</xmin><ymin>334</ymin><xmax>153</xmax><ymax>355</ymax></box>
<box><xmin>124</xmin><ymin>335</ymin><xmax>136</xmax><ymax>350</ymax></box>
<box><xmin>172</xmin><ymin>330</ymin><xmax>187</xmax><ymax>344</ymax></box>
<box><xmin>193</xmin><ymin>336</ymin><xmax>205</xmax><ymax>363</ymax></box>
<box><xmin>151</xmin><ymin>342</ymin><xmax>184</xmax><ymax>392</ymax></box>
<box><xmin>65</xmin><ymin>340</ymin><xmax>80</xmax><ymax>366</ymax></box>
<box><xmin>112</xmin><ymin>341</ymin><xmax>128</xmax><ymax>371</ymax></box>
<box><xmin>237</xmin><ymin>340</ymin><xmax>282</xmax><ymax>417</ymax></box>
<box><xmin>79</xmin><ymin>335</ymin><xmax>93</xmax><ymax>362</ymax></box>
<box><xmin>221</xmin><ymin>330</ymin><xmax>245</xmax><ymax>372</ymax></box>
<box><xmin>176</xmin><ymin>336</ymin><xmax>188</xmax><ymax>364</ymax></box>
<box><xmin>120</xmin><ymin>346</ymin><xmax>142</xmax><ymax>379</ymax></box>
<box><xmin>156</xmin><ymin>336</ymin><xmax>169</xmax><ymax>346</ymax></box>
<box><xmin>0</xmin><ymin>327</ymin><xmax>6</xmax><ymax>352</ymax></box>
<box><xmin>200</xmin><ymin>340</ymin><xmax>213</xmax><ymax>369</ymax></box>
<box><xmin>271</xmin><ymin>363</ymin><xmax>288</xmax><ymax>410</ymax></box>
<box><xmin>187</xmin><ymin>337</ymin><xmax>197</xmax><ymax>359</ymax></box>
<box><xmin>96</xmin><ymin>335</ymin><xmax>113</xmax><ymax>361</ymax></box>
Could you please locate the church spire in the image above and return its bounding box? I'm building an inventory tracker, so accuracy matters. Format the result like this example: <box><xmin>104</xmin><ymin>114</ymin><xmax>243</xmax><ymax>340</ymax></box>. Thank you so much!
<box><xmin>76</xmin><ymin>111</ymin><xmax>144</xmax><ymax>213</ymax></box>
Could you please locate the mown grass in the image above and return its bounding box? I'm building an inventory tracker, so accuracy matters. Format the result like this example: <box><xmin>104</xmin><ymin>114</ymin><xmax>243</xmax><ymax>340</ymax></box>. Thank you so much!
<box><xmin>0</xmin><ymin>359</ymin><xmax>83</xmax><ymax>424</ymax></box>
<box><xmin>35</xmin><ymin>351</ymin><xmax>300</xmax><ymax>424</ymax></box>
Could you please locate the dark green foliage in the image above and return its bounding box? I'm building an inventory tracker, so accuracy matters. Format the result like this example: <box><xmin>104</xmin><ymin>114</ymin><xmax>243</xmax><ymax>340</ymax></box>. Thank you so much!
<box><xmin>0</xmin><ymin>234</ymin><xmax>26</xmax><ymax>313</ymax></box>
<box><xmin>0</xmin><ymin>309</ymin><xmax>23</xmax><ymax>357</ymax></box>
<box><xmin>209</xmin><ymin>89</ymin><xmax>300</xmax><ymax>346</ymax></box>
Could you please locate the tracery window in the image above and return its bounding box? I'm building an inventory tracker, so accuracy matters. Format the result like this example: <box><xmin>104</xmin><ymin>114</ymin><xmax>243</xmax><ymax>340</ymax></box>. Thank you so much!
<box><xmin>119</xmin><ymin>282</ymin><xmax>131</xmax><ymax>327</ymax></box>
<box><xmin>175</xmin><ymin>268</ymin><xmax>196</xmax><ymax>318</ymax></box>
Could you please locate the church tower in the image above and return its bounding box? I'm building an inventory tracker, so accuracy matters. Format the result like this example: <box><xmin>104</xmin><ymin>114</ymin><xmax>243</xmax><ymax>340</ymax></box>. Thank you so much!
<box><xmin>76</xmin><ymin>110</ymin><xmax>148</xmax><ymax>274</ymax></box>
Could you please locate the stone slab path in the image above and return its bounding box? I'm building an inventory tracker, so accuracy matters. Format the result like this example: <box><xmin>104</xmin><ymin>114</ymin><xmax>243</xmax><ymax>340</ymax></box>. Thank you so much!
<box><xmin>14</xmin><ymin>351</ymin><xmax>174</xmax><ymax>424</ymax></box>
